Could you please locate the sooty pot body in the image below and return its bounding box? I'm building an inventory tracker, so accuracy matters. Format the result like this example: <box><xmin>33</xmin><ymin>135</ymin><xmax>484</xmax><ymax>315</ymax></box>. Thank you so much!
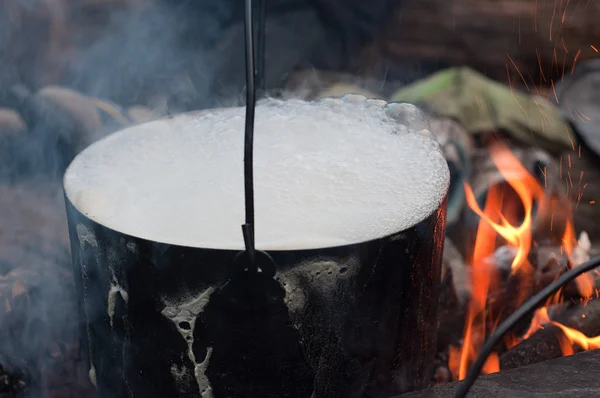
<box><xmin>65</xmin><ymin>196</ymin><xmax>447</xmax><ymax>398</ymax></box>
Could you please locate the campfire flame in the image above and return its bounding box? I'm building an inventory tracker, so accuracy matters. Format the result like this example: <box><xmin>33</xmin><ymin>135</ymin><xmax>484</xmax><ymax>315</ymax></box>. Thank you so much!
<box><xmin>448</xmin><ymin>140</ymin><xmax>598</xmax><ymax>381</ymax></box>
<box><xmin>465</xmin><ymin>144</ymin><xmax>542</xmax><ymax>275</ymax></box>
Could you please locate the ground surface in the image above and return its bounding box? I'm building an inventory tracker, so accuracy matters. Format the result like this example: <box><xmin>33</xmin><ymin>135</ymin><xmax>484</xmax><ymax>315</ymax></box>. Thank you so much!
<box><xmin>400</xmin><ymin>349</ymin><xmax>600</xmax><ymax>398</ymax></box>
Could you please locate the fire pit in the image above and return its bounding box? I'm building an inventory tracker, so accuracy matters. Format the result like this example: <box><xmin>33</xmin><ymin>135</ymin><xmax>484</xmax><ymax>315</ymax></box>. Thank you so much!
<box><xmin>431</xmin><ymin>137</ymin><xmax>600</xmax><ymax>393</ymax></box>
<box><xmin>62</xmin><ymin>96</ymin><xmax>449</xmax><ymax>397</ymax></box>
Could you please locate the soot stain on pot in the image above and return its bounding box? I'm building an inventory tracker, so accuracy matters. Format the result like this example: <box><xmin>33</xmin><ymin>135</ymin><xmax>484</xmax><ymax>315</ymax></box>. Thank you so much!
<box><xmin>76</xmin><ymin>224</ymin><xmax>99</xmax><ymax>388</ymax></box>
<box><xmin>107</xmin><ymin>248</ymin><xmax>130</xmax><ymax>328</ymax></box>
<box><xmin>125</xmin><ymin>240</ymin><xmax>138</xmax><ymax>254</ymax></box>
<box><xmin>161</xmin><ymin>287</ymin><xmax>216</xmax><ymax>397</ymax></box>
<box><xmin>106</xmin><ymin>242</ymin><xmax>136</xmax><ymax>398</ymax></box>
<box><xmin>276</xmin><ymin>256</ymin><xmax>358</xmax><ymax>321</ymax></box>
<box><xmin>76</xmin><ymin>225</ymin><xmax>136</xmax><ymax>394</ymax></box>
<box><xmin>157</xmin><ymin>256</ymin><xmax>357</xmax><ymax>397</ymax></box>
<box><xmin>77</xmin><ymin>223</ymin><xmax>98</xmax><ymax>248</ymax></box>
<box><xmin>275</xmin><ymin>256</ymin><xmax>360</xmax><ymax>394</ymax></box>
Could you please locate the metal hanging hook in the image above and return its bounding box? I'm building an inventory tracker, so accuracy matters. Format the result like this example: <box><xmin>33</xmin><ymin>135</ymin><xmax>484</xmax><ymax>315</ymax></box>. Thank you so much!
<box><xmin>240</xmin><ymin>0</ymin><xmax>267</xmax><ymax>273</ymax></box>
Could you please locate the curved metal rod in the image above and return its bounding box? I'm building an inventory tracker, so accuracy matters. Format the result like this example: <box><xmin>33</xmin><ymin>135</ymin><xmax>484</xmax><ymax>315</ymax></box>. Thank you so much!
<box><xmin>256</xmin><ymin>0</ymin><xmax>266</xmax><ymax>94</ymax></box>
<box><xmin>241</xmin><ymin>0</ymin><xmax>258</xmax><ymax>269</ymax></box>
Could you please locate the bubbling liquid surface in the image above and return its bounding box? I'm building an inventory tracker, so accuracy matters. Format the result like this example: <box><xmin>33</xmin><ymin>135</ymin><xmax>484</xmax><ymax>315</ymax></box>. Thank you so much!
<box><xmin>64</xmin><ymin>97</ymin><xmax>449</xmax><ymax>250</ymax></box>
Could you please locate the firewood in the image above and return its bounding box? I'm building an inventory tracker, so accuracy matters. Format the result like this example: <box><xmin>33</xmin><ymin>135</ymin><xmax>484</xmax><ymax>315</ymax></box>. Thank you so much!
<box><xmin>500</xmin><ymin>298</ymin><xmax>600</xmax><ymax>370</ymax></box>
<box><xmin>563</xmin><ymin>272</ymin><xmax>600</xmax><ymax>302</ymax></box>
<box><xmin>437</xmin><ymin>245</ymin><xmax>573</xmax><ymax>351</ymax></box>
<box><xmin>499</xmin><ymin>322</ymin><xmax>565</xmax><ymax>370</ymax></box>
<box><xmin>485</xmin><ymin>254</ymin><xmax>546</xmax><ymax>339</ymax></box>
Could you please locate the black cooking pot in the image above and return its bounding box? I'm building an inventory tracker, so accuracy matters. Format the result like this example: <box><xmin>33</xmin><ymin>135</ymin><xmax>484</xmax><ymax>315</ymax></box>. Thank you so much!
<box><xmin>65</xmin><ymin>198</ymin><xmax>446</xmax><ymax>398</ymax></box>
<box><xmin>63</xmin><ymin>98</ymin><xmax>447</xmax><ymax>398</ymax></box>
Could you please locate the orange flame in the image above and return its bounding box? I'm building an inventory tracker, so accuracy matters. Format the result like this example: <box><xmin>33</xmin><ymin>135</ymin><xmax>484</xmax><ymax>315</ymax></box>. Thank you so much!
<box><xmin>450</xmin><ymin>142</ymin><xmax>543</xmax><ymax>380</ymax></box>
<box><xmin>553</xmin><ymin>321</ymin><xmax>600</xmax><ymax>352</ymax></box>
<box><xmin>464</xmin><ymin>143</ymin><xmax>544</xmax><ymax>275</ymax></box>
<box><xmin>517</xmin><ymin>306</ymin><xmax>600</xmax><ymax>357</ymax></box>
<box><xmin>522</xmin><ymin>307</ymin><xmax>552</xmax><ymax>341</ymax></box>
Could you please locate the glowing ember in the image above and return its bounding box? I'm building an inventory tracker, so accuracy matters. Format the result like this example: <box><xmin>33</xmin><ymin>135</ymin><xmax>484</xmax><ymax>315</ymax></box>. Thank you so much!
<box><xmin>448</xmin><ymin>140</ymin><xmax>599</xmax><ymax>381</ymax></box>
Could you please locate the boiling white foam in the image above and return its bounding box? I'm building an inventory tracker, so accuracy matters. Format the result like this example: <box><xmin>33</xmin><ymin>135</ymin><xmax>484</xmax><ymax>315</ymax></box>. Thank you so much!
<box><xmin>64</xmin><ymin>97</ymin><xmax>449</xmax><ymax>250</ymax></box>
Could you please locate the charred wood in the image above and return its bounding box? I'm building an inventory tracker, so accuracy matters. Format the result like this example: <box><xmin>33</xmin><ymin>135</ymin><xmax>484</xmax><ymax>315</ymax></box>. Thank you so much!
<box><xmin>436</xmin><ymin>244</ymin><xmax>594</xmax><ymax>352</ymax></box>
<box><xmin>500</xmin><ymin>298</ymin><xmax>600</xmax><ymax>370</ymax></box>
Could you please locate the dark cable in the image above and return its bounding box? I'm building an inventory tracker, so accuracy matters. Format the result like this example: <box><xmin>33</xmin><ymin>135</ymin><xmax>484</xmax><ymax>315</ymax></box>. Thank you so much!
<box><xmin>454</xmin><ymin>254</ymin><xmax>600</xmax><ymax>398</ymax></box>
<box><xmin>241</xmin><ymin>0</ymin><xmax>257</xmax><ymax>270</ymax></box>
<box><xmin>256</xmin><ymin>0</ymin><xmax>266</xmax><ymax>94</ymax></box>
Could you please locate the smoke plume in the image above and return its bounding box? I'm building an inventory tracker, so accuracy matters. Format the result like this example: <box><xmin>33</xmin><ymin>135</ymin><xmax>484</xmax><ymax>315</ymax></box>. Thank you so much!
<box><xmin>0</xmin><ymin>0</ymin><xmax>402</xmax><ymax>395</ymax></box>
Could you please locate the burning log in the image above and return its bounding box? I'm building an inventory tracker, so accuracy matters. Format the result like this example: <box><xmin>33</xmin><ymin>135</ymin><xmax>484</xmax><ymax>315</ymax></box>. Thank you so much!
<box><xmin>435</xmin><ymin>141</ymin><xmax>572</xmax><ymax>356</ymax></box>
<box><xmin>459</xmin><ymin>239</ymin><xmax>598</xmax><ymax>364</ymax></box>
<box><xmin>500</xmin><ymin>322</ymin><xmax>568</xmax><ymax>371</ymax></box>
<box><xmin>438</xmin><ymin>243</ymin><xmax>573</xmax><ymax>352</ymax></box>
<box><xmin>443</xmin><ymin>138</ymin><xmax>600</xmax><ymax>380</ymax></box>
<box><xmin>442</xmin><ymin>237</ymin><xmax>598</xmax><ymax>371</ymax></box>
<box><xmin>63</xmin><ymin>97</ymin><xmax>450</xmax><ymax>397</ymax></box>
<box><xmin>516</xmin><ymin>239</ymin><xmax>599</xmax><ymax>303</ymax></box>
<box><xmin>500</xmin><ymin>298</ymin><xmax>600</xmax><ymax>370</ymax></box>
<box><xmin>564</xmin><ymin>275</ymin><xmax>600</xmax><ymax>302</ymax></box>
